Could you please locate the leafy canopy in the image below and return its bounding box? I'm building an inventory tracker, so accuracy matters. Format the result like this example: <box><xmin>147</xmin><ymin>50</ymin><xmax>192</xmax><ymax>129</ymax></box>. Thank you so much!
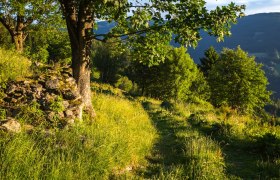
<box><xmin>62</xmin><ymin>0</ymin><xmax>246</xmax><ymax>65</ymax></box>
<box><xmin>208</xmin><ymin>46</ymin><xmax>271</xmax><ymax>113</ymax></box>
<box><xmin>111</xmin><ymin>0</ymin><xmax>244</xmax><ymax>65</ymax></box>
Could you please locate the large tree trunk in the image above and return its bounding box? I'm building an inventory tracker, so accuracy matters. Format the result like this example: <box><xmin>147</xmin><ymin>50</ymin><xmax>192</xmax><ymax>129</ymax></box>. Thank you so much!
<box><xmin>61</xmin><ymin>0</ymin><xmax>96</xmax><ymax>119</ymax></box>
<box><xmin>71</xmin><ymin>43</ymin><xmax>96</xmax><ymax>119</ymax></box>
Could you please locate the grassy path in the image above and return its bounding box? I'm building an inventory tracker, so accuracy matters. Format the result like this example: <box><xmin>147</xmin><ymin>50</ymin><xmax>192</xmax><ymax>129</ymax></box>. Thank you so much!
<box><xmin>133</xmin><ymin>101</ymin><xmax>278</xmax><ymax>179</ymax></box>
<box><xmin>141</xmin><ymin>106</ymin><xmax>190</xmax><ymax>178</ymax></box>
<box><xmin>135</xmin><ymin>102</ymin><xmax>227</xmax><ymax>179</ymax></box>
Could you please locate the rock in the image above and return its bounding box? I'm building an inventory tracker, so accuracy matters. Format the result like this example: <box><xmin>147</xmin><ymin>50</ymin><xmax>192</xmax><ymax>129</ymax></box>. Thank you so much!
<box><xmin>11</xmin><ymin>98</ymin><xmax>18</xmax><ymax>103</ymax></box>
<box><xmin>31</xmin><ymin>83</ymin><xmax>43</xmax><ymax>91</ymax></box>
<box><xmin>45</xmin><ymin>78</ymin><xmax>60</xmax><ymax>90</ymax></box>
<box><xmin>58</xmin><ymin>111</ymin><xmax>65</xmax><ymax>119</ymax></box>
<box><xmin>67</xmin><ymin>118</ymin><xmax>75</xmax><ymax>125</ymax></box>
<box><xmin>0</xmin><ymin>118</ymin><xmax>21</xmax><ymax>133</ymax></box>
<box><xmin>6</xmin><ymin>84</ymin><xmax>17</xmax><ymax>94</ymax></box>
<box><xmin>23</xmin><ymin>124</ymin><xmax>34</xmax><ymax>133</ymax></box>
<box><xmin>13</xmin><ymin>93</ymin><xmax>22</xmax><ymax>98</ymax></box>
<box><xmin>62</xmin><ymin>100</ymin><xmax>70</xmax><ymax>108</ymax></box>
<box><xmin>62</xmin><ymin>89</ymin><xmax>79</xmax><ymax>100</ymax></box>
<box><xmin>64</xmin><ymin>109</ymin><xmax>73</xmax><ymax>117</ymax></box>
<box><xmin>65</xmin><ymin>77</ymin><xmax>76</xmax><ymax>84</ymax></box>
<box><xmin>47</xmin><ymin>111</ymin><xmax>56</xmax><ymax>121</ymax></box>
<box><xmin>0</xmin><ymin>65</ymin><xmax>82</xmax><ymax>129</ymax></box>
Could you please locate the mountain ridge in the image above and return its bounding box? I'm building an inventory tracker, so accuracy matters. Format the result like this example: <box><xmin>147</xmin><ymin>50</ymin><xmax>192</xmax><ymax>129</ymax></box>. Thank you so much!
<box><xmin>96</xmin><ymin>13</ymin><xmax>280</xmax><ymax>98</ymax></box>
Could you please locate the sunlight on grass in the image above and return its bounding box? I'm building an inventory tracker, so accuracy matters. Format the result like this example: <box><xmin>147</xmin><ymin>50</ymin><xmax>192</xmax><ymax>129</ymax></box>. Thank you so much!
<box><xmin>0</xmin><ymin>93</ymin><xmax>157</xmax><ymax>179</ymax></box>
<box><xmin>0</xmin><ymin>48</ymin><xmax>31</xmax><ymax>84</ymax></box>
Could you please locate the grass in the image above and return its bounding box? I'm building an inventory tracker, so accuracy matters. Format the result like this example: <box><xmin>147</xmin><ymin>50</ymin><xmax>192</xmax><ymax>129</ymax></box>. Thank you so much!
<box><xmin>0</xmin><ymin>80</ymin><xmax>279</xmax><ymax>179</ymax></box>
<box><xmin>0</xmin><ymin>48</ymin><xmax>31</xmax><ymax>84</ymax></box>
<box><xmin>137</xmin><ymin>99</ymin><xmax>227</xmax><ymax>179</ymax></box>
<box><xmin>0</xmin><ymin>92</ymin><xmax>157</xmax><ymax>179</ymax></box>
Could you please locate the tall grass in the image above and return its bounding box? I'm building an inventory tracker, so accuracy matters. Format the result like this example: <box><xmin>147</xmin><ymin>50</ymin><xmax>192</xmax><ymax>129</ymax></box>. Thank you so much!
<box><xmin>0</xmin><ymin>48</ymin><xmax>31</xmax><ymax>84</ymax></box>
<box><xmin>0</xmin><ymin>93</ymin><xmax>157</xmax><ymax>179</ymax></box>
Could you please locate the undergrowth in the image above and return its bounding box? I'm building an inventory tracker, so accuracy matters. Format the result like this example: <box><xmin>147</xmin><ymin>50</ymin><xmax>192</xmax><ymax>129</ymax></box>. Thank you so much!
<box><xmin>0</xmin><ymin>92</ymin><xmax>157</xmax><ymax>179</ymax></box>
<box><xmin>0</xmin><ymin>48</ymin><xmax>31</xmax><ymax>85</ymax></box>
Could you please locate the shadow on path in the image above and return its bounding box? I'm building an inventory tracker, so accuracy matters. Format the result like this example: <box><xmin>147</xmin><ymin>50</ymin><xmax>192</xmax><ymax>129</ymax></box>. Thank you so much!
<box><xmin>188</xmin><ymin>117</ymin><xmax>279</xmax><ymax>179</ymax></box>
<box><xmin>140</xmin><ymin>103</ymin><xmax>191</xmax><ymax>178</ymax></box>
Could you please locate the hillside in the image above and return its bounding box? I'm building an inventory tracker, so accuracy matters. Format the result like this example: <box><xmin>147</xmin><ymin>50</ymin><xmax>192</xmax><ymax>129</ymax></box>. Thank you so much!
<box><xmin>0</xmin><ymin>48</ymin><xmax>279</xmax><ymax>179</ymax></box>
<box><xmin>186</xmin><ymin>13</ymin><xmax>280</xmax><ymax>98</ymax></box>
<box><xmin>95</xmin><ymin>13</ymin><xmax>280</xmax><ymax>98</ymax></box>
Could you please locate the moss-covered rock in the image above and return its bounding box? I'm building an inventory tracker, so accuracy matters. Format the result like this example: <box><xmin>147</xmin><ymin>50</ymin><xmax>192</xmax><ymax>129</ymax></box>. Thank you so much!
<box><xmin>0</xmin><ymin>64</ymin><xmax>82</xmax><ymax>129</ymax></box>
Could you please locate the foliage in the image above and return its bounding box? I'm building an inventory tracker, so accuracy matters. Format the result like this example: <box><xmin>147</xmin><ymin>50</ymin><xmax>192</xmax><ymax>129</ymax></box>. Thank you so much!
<box><xmin>208</xmin><ymin>46</ymin><xmax>271</xmax><ymax>113</ymax></box>
<box><xmin>0</xmin><ymin>24</ymin><xmax>13</xmax><ymax>49</ymax></box>
<box><xmin>0</xmin><ymin>48</ymin><xmax>31</xmax><ymax>84</ymax></box>
<box><xmin>91</xmin><ymin>40</ymin><xmax>129</xmax><ymax>84</ymax></box>
<box><xmin>107</xmin><ymin>0</ymin><xmax>245</xmax><ymax>66</ymax></box>
<box><xmin>24</xmin><ymin>22</ymin><xmax>71</xmax><ymax>63</ymax></box>
<box><xmin>129</xmin><ymin>46</ymin><xmax>207</xmax><ymax>101</ymax></box>
<box><xmin>0</xmin><ymin>0</ymin><xmax>59</xmax><ymax>51</ymax></box>
<box><xmin>199</xmin><ymin>46</ymin><xmax>220</xmax><ymax>77</ymax></box>
<box><xmin>114</xmin><ymin>76</ymin><xmax>133</xmax><ymax>92</ymax></box>
<box><xmin>16</xmin><ymin>101</ymin><xmax>46</xmax><ymax>127</ymax></box>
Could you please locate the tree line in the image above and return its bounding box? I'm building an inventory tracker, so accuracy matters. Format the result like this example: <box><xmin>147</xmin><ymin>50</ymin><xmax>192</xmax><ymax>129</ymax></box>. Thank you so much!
<box><xmin>3</xmin><ymin>0</ymin><xmax>266</xmax><ymax>117</ymax></box>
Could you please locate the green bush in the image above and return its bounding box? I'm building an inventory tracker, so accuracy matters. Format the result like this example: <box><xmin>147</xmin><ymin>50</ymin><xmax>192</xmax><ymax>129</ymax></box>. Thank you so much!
<box><xmin>208</xmin><ymin>46</ymin><xmax>271</xmax><ymax>114</ymax></box>
<box><xmin>114</xmin><ymin>76</ymin><xmax>133</xmax><ymax>92</ymax></box>
<box><xmin>0</xmin><ymin>48</ymin><xmax>31</xmax><ymax>84</ymax></box>
<box><xmin>255</xmin><ymin>133</ymin><xmax>280</xmax><ymax>158</ymax></box>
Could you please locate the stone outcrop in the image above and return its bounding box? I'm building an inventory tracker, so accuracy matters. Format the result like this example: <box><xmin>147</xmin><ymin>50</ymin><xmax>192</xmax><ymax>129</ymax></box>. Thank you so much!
<box><xmin>0</xmin><ymin>117</ymin><xmax>21</xmax><ymax>133</ymax></box>
<box><xmin>0</xmin><ymin>64</ymin><xmax>83</xmax><ymax>130</ymax></box>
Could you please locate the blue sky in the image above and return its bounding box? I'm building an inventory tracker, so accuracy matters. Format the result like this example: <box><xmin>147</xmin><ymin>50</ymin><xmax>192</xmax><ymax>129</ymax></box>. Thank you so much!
<box><xmin>206</xmin><ymin>0</ymin><xmax>280</xmax><ymax>15</ymax></box>
<box><xmin>135</xmin><ymin>0</ymin><xmax>280</xmax><ymax>15</ymax></box>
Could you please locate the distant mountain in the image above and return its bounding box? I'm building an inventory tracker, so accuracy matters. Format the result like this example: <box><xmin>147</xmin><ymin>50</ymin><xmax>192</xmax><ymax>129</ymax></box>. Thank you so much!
<box><xmin>186</xmin><ymin>13</ymin><xmax>280</xmax><ymax>98</ymax></box>
<box><xmin>186</xmin><ymin>13</ymin><xmax>280</xmax><ymax>62</ymax></box>
<box><xmin>96</xmin><ymin>13</ymin><xmax>280</xmax><ymax>98</ymax></box>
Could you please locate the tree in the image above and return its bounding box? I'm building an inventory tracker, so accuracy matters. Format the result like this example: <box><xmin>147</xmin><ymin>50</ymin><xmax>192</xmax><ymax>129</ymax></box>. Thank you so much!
<box><xmin>0</xmin><ymin>23</ymin><xmax>13</xmax><ymax>49</ymax></box>
<box><xmin>58</xmin><ymin>0</ymin><xmax>245</xmax><ymax>117</ymax></box>
<box><xmin>208</xmin><ymin>46</ymin><xmax>271</xmax><ymax>113</ymax></box>
<box><xmin>0</xmin><ymin>0</ymin><xmax>58</xmax><ymax>52</ymax></box>
<box><xmin>91</xmin><ymin>40</ymin><xmax>129</xmax><ymax>84</ymax></box>
<box><xmin>129</xmin><ymin>46</ymin><xmax>208</xmax><ymax>101</ymax></box>
<box><xmin>199</xmin><ymin>46</ymin><xmax>219</xmax><ymax>77</ymax></box>
<box><xmin>25</xmin><ymin>24</ymin><xmax>71</xmax><ymax>63</ymax></box>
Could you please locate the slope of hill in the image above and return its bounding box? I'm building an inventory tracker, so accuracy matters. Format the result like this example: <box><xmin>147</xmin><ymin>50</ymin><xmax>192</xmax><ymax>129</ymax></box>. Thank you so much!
<box><xmin>95</xmin><ymin>13</ymin><xmax>280</xmax><ymax>98</ymax></box>
<box><xmin>186</xmin><ymin>13</ymin><xmax>280</xmax><ymax>98</ymax></box>
<box><xmin>187</xmin><ymin>13</ymin><xmax>280</xmax><ymax>62</ymax></box>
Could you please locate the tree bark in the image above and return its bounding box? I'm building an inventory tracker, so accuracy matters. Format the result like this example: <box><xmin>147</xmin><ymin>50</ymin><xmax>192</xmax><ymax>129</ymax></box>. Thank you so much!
<box><xmin>61</xmin><ymin>0</ymin><xmax>96</xmax><ymax>119</ymax></box>
<box><xmin>13</xmin><ymin>32</ymin><xmax>24</xmax><ymax>52</ymax></box>
<box><xmin>0</xmin><ymin>15</ymin><xmax>25</xmax><ymax>52</ymax></box>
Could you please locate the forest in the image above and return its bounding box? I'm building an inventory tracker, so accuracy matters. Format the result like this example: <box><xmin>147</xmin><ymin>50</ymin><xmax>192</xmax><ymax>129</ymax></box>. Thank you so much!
<box><xmin>0</xmin><ymin>0</ymin><xmax>279</xmax><ymax>179</ymax></box>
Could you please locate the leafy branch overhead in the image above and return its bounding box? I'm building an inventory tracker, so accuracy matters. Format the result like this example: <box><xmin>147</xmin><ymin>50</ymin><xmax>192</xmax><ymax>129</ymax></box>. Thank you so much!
<box><xmin>93</xmin><ymin>0</ymin><xmax>245</xmax><ymax>65</ymax></box>
<box><xmin>94</xmin><ymin>1</ymin><xmax>245</xmax><ymax>45</ymax></box>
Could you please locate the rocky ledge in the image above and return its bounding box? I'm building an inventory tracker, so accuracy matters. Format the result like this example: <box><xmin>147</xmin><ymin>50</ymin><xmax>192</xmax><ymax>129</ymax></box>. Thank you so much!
<box><xmin>0</xmin><ymin>65</ymin><xmax>83</xmax><ymax>132</ymax></box>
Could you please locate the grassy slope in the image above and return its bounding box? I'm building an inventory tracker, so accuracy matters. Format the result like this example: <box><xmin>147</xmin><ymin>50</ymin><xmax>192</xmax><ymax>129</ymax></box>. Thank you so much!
<box><xmin>0</xmin><ymin>91</ymin><xmax>157</xmax><ymax>179</ymax></box>
<box><xmin>0</xmin><ymin>78</ymin><xmax>279</xmax><ymax>179</ymax></box>
<box><xmin>134</xmin><ymin>100</ymin><xmax>280</xmax><ymax>179</ymax></box>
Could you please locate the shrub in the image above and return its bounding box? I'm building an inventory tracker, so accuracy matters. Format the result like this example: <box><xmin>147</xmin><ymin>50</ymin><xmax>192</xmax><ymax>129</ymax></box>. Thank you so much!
<box><xmin>208</xmin><ymin>46</ymin><xmax>271</xmax><ymax>114</ymax></box>
<box><xmin>114</xmin><ymin>76</ymin><xmax>133</xmax><ymax>92</ymax></box>
<box><xmin>0</xmin><ymin>48</ymin><xmax>31</xmax><ymax>84</ymax></box>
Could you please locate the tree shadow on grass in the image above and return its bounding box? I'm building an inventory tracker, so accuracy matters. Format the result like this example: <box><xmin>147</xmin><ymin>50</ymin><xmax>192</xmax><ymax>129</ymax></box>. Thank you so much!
<box><xmin>187</xmin><ymin>115</ymin><xmax>280</xmax><ymax>179</ymax></box>
<box><xmin>140</xmin><ymin>102</ymin><xmax>191</xmax><ymax>178</ymax></box>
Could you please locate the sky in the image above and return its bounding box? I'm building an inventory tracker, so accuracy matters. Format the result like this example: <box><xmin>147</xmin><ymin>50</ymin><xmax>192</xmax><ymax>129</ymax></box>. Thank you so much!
<box><xmin>205</xmin><ymin>0</ymin><xmax>280</xmax><ymax>15</ymax></box>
